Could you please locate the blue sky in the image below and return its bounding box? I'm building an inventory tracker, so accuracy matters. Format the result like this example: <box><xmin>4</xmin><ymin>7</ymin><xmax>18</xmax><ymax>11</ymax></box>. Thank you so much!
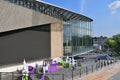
<box><xmin>40</xmin><ymin>0</ymin><xmax>120</xmax><ymax>37</ymax></box>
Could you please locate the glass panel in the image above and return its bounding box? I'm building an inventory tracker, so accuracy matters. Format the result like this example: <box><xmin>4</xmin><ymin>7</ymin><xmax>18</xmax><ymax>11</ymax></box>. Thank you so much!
<box><xmin>63</xmin><ymin>20</ymin><xmax>92</xmax><ymax>56</ymax></box>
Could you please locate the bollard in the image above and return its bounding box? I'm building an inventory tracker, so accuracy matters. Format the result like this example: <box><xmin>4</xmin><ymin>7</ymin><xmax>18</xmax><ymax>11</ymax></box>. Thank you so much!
<box><xmin>72</xmin><ymin>70</ymin><xmax>74</xmax><ymax>80</ymax></box>
<box><xmin>86</xmin><ymin>67</ymin><xmax>88</xmax><ymax>75</ymax></box>
<box><xmin>79</xmin><ymin>69</ymin><xmax>81</xmax><ymax>77</ymax></box>
<box><xmin>62</xmin><ymin>74</ymin><xmax>64</xmax><ymax>80</ymax></box>
<box><xmin>101</xmin><ymin>61</ymin><xmax>103</xmax><ymax>69</ymax></box>
<box><xmin>71</xmin><ymin>66</ymin><xmax>75</xmax><ymax>80</ymax></box>
<box><xmin>0</xmin><ymin>72</ymin><xmax>1</xmax><ymax>80</ymax></box>
<box><xmin>98</xmin><ymin>61</ymin><xmax>100</xmax><ymax>69</ymax></box>
<box><xmin>52</xmin><ymin>75</ymin><xmax>54</xmax><ymax>80</ymax></box>
<box><xmin>107</xmin><ymin>60</ymin><xmax>108</xmax><ymax>66</ymax></box>
<box><xmin>92</xmin><ymin>65</ymin><xmax>94</xmax><ymax>73</ymax></box>
<box><xmin>96</xmin><ymin>64</ymin><xmax>98</xmax><ymax>71</ymax></box>
<box><xmin>104</xmin><ymin>61</ymin><xmax>106</xmax><ymax>67</ymax></box>
<box><xmin>12</xmin><ymin>72</ymin><xmax>14</xmax><ymax>80</ymax></box>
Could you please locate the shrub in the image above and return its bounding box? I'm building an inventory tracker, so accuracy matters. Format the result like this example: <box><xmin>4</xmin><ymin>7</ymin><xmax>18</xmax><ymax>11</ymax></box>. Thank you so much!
<box><xmin>78</xmin><ymin>61</ymin><xmax>82</xmax><ymax>67</ymax></box>
<box><xmin>65</xmin><ymin>63</ymin><xmax>70</xmax><ymax>68</ymax></box>
<box><xmin>44</xmin><ymin>76</ymin><xmax>51</xmax><ymax>80</ymax></box>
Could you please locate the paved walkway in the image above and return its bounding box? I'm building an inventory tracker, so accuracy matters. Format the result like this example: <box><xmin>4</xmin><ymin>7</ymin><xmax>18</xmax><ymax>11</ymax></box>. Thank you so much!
<box><xmin>81</xmin><ymin>61</ymin><xmax>120</xmax><ymax>80</ymax></box>
<box><xmin>108</xmin><ymin>72</ymin><xmax>120</xmax><ymax>80</ymax></box>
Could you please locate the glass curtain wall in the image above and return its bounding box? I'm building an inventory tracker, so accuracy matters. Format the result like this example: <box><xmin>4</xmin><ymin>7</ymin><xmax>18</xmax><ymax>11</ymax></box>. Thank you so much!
<box><xmin>63</xmin><ymin>20</ymin><xmax>92</xmax><ymax>56</ymax></box>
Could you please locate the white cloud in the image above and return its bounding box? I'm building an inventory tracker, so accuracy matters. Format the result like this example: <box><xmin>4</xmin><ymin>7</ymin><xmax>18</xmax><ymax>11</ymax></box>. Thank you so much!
<box><xmin>111</xmin><ymin>10</ymin><xmax>117</xmax><ymax>14</ymax></box>
<box><xmin>80</xmin><ymin>0</ymin><xmax>86</xmax><ymax>13</ymax></box>
<box><xmin>108</xmin><ymin>0</ymin><xmax>120</xmax><ymax>14</ymax></box>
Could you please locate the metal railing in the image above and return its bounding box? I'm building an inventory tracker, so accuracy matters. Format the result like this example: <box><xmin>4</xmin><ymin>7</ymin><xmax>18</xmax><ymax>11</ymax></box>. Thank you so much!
<box><xmin>67</xmin><ymin>59</ymin><xmax>118</xmax><ymax>80</ymax></box>
<box><xmin>0</xmin><ymin>72</ymin><xmax>64</xmax><ymax>80</ymax></box>
<box><xmin>0</xmin><ymin>60</ymin><xmax>118</xmax><ymax>80</ymax></box>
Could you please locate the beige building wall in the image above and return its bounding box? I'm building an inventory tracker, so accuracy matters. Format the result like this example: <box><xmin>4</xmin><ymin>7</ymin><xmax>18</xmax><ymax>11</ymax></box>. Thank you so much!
<box><xmin>51</xmin><ymin>21</ymin><xmax>63</xmax><ymax>58</ymax></box>
<box><xmin>0</xmin><ymin>0</ymin><xmax>64</xmax><ymax>59</ymax></box>
<box><xmin>0</xmin><ymin>0</ymin><xmax>59</xmax><ymax>32</ymax></box>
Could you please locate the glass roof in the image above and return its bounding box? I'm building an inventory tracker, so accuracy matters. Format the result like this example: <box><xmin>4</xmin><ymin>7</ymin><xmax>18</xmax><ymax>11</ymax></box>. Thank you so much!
<box><xmin>6</xmin><ymin>0</ymin><xmax>93</xmax><ymax>22</ymax></box>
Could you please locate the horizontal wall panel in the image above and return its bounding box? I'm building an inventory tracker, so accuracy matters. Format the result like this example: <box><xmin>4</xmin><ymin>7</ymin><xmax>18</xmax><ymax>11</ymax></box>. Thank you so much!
<box><xmin>0</xmin><ymin>24</ymin><xmax>50</xmax><ymax>65</ymax></box>
<box><xmin>0</xmin><ymin>0</ymin><xmax>59</xmax><ymax>32</ymax></box>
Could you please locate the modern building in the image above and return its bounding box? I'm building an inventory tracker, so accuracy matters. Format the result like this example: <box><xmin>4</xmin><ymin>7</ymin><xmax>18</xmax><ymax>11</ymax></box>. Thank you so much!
<box><xmin>93</xmin><ymin>36</ymin><xmax>107</xmax><ymax>51</ymax></box>
<box><xmin>0</xmin><ymin>0</ymin><xmax>93</xmax><ymax>66</ymax></box>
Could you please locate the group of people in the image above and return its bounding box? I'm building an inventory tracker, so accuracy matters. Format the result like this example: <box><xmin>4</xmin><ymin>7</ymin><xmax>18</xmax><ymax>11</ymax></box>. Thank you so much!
<box><xmin>16</xmin><ymin>56</ymin><xmax>82</xmax><ymax>80</ymax></box>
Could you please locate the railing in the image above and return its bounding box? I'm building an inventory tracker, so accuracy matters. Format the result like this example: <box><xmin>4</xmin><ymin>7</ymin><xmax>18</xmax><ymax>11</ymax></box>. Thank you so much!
<box><xmin>0</xmin><ymin>59</ymin><xmax>118</xmax><ymax>80</ymax></box>
<box><xmin>66</xmin><ymin>59</ymin><xmax>118</xmax><ymax>80</ymax></box>
<box><xmin>0</xmin><ymin>72</ymin><xmax>64</xmax><ymax>80</ymax></box>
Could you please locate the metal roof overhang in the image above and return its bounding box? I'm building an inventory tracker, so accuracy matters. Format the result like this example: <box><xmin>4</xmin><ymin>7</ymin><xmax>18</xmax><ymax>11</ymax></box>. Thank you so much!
<box><xmin>6</xmin><ymin>0</ymin><xmax>93</xmax><ymax>22</ymax></box>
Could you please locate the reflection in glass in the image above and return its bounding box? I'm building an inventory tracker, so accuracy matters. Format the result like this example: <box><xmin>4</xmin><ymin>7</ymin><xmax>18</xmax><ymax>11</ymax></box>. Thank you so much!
<box><xmin>63</xmin><ymin>20</ymin><xmax>92</xmax><ymax>56</ymax></box>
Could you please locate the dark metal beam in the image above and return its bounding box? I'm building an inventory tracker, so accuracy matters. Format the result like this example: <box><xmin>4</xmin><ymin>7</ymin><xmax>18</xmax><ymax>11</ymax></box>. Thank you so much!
<box><xmin>70</xmin><ymin>15</ymin><xmax>78</xmax><ymax>20</ymax></box>
<box><xmin>5</xmin><ymin>0</ymin><xmax>93</xmax><ymax>22</ymax></box>
<box><xmin>53</xmin><ymin>8</ymin><xmax>68</xmax><ymax>21</ymax></box>
<box><xmin>40</xmin><ymin>5</ymin><xmax>50</xmax><ymax>13</ymax></box>
<box><xmin>67</xmin><ymin>13</ymin><xmax>75</xmax><ymax>19</ymax></box>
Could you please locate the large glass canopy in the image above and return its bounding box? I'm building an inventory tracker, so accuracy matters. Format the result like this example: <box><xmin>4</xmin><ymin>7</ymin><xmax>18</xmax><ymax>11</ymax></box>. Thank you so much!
<box><xmin>5</xmin><ymin>0</ymin><xmax>93</xmax><ymax>22</ymax></box>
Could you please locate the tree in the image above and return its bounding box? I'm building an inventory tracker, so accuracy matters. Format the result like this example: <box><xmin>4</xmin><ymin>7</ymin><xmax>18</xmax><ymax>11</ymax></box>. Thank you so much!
<box><xmin>113</xmin><ymin>34</ymin><xmax>120</xmax><ymax>53</ymax></box>
<box><xmin>104</xmin><ymin>34</ymin><xmax>120</xmax><ymax>54</ymax></box>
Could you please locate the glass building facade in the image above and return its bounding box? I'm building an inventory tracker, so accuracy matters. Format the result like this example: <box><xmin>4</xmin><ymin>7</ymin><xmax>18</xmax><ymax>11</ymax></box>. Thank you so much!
<box><xmin>63</xmin><ymin>20</ymin><xmax>92</xmax><ymax>56</ymax></box>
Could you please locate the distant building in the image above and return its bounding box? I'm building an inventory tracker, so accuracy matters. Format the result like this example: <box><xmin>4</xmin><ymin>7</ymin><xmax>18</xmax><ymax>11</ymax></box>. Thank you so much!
<box><xmin>93</xmin><ymin>36</ymin><xmax>107</xmax><ymax>51</ymax></box>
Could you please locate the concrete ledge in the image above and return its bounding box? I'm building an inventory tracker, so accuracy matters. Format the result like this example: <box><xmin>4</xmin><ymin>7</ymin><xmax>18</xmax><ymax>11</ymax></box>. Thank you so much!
<box><xmin>0</xmin><ymin>60</ymin><xmax>43</xmax><ymax>72</ymax></box>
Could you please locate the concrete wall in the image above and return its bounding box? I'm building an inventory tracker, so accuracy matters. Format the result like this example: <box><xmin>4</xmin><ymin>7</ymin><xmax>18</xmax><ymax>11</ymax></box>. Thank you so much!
<box><xmin>0</xmin><ymin>0</ymin><xmax>59</xmax><ymax>32</ymax></box>
<box><xmin>51</xmin><ymin>21</ymin><xmax>63</xmax><ymax>58</ymax></box>
<box><xmin>0</xmin><ymin>0</ymin><xmax>63</xmax><ymax>64</ymax></box>
<box><xmin>0</xmin><ymin>24</ymin><xmax>50</xmax><ymax>65</ymax></box>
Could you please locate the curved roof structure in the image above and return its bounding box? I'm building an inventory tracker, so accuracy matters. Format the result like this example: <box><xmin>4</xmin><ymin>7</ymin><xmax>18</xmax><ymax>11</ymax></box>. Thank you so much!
<box><xmin>6</xmin><ymin>0</ymin><xmax>93</xmax><ymax>22</ymax></box>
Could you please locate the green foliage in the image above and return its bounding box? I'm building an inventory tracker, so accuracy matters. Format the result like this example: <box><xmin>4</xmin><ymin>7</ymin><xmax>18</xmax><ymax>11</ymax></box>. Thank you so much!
<box><xmin>78</xmin><ymin>61</ymin><xmax>82</xmax><ymax>67</ymax></box>
<box><xmin>34</xmin><ymin>69</ymin><xmax>39</xmax><ymax>74</ymax></box>
<box><xmin>61</xmin><ymin>60</ymin><xmax>65</xmax><ymax>66</ymax></box>
<box><xmin>44</xmin><ymin>76</ymin><xmax>51</xmax><ymax>80</ymax></box>
<box><xmin>106</xmin><ymin>38</ymin><xmax>116</xmax><ymax>52</ymax></box>
<box><xmin>104</xmin><ymin>34</ymin><xmax>120</xmax><ymax>54</ymax></box>
<box><xmin>65</xmin><ymin>63</ymin><xmax>70</xmax><ymax>68</ymax></box>
<box><xmin>114</xmin><ymin>54</ymin><xmax>120</xmax><ymax>58</ymax></box>
<box><xmin>24</xmin><ymin>76</ymin><xmax>28</xmax><ymax>80</ymax></box>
